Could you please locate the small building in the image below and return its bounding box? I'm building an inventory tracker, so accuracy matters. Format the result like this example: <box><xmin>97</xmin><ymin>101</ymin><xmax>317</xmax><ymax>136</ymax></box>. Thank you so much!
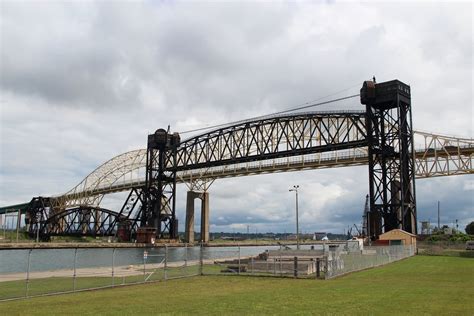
<box><xmin>314</xmin><ymin>232</ymin><xmax>327</xmax><ymax>240</ymax></box>
<box><xmin>378</xmin><ymin>229</ymin><xmax>417</xmax><ymax>247</ymax></box>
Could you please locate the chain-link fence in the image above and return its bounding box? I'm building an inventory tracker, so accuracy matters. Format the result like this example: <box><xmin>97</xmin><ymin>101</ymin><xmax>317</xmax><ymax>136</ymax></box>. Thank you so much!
<box><xmin>417</xmin><ymin>240</ymin><xmax>474</xmax><ymax>257</ymax></box>
<box><xmin>0</xmin><ymin>244</ymin><xmax>201</xmax><ymax>301</ymax></box>
<box><xmin>325</xmin><ymin>244</ymin><xmax>416</xmax><ymax>279</ymax></box>
<box><xmin>198</xmin><ymin>243</ymin><xmax>415</xmax><ymax>279</ymax></box>
<box><xmin>0</xmin><ymin>243</ymin><xmax>416</xmax><ymax>301</ymax></box>
<box><xmin>201</xmin><ymin>246</ymin><xmax>326</xmax><ymax>279</ymax></box>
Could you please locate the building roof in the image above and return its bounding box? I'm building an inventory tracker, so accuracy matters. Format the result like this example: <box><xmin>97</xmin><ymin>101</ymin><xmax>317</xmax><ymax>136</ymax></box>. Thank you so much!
<box><xmin>379</xmin><ymin>229</ymin><xmax>417</xmax><ymax>238</ymax></box>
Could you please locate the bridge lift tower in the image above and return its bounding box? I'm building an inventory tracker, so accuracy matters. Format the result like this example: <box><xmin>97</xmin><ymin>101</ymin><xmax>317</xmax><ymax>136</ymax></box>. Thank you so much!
<box><xmin>361</xmin><ymin>79</ymin><xmax>417</xmax><ymax>239</ymax></box>
<box><xmin>142</xmin><ymin>128</ymin><xmax>180</xmax><ymax>239</ymax></box>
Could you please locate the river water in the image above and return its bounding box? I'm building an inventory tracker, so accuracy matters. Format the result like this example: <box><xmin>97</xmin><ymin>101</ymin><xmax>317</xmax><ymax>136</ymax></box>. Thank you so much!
<box><xmin>0</xmin><ymin>244</ymin><xmax>324</xmax><ymax>274</ymax></box>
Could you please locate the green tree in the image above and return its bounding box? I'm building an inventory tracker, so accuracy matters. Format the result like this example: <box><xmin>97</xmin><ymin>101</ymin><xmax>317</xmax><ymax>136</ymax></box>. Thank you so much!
<box><xmin>465</xmin><ymin>221</ymin><xmax>474</xmax><ymax>235</ymax></box>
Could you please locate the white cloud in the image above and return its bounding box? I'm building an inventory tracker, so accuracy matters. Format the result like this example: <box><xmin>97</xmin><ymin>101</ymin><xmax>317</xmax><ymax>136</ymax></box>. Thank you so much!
<box><xmin>0</xmin><ymin>1</ymin><xmax>472</xmax><ymax>233</ymax></box>
<box><xmin>463</xmin><ymin>180</ymin><xmax>474</xmax><ymax>191</ymax></box>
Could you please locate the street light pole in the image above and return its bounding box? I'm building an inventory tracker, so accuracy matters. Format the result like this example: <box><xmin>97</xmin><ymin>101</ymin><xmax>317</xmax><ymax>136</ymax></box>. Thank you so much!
<box><xmin>289</xmin><ymin>185</ymin><xmax>300</xmax><ymax>250</ymax></box>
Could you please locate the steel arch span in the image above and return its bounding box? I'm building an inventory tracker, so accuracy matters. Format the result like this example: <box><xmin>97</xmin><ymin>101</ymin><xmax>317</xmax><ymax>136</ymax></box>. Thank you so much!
<box><xmin>28</xmin><ymin>205</ymin><xmax>130</xmax><ymax>240</ymax></box>
<box><xmin>26</xmin><ymin>189</ymin><xmax>146</xmax><ymax>240</ymax></box>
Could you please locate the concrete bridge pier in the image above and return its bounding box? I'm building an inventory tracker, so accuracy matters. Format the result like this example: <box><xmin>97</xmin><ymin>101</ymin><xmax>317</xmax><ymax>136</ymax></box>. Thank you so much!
<box><xmin>185</xmin><ymin>191</ymin><xmax>209</xmax><ymax>244</ymax></box>
<box><xmin>201</xmin><ymin>192</ymin><xmax>209</xmax><ymax>243</ymax></box>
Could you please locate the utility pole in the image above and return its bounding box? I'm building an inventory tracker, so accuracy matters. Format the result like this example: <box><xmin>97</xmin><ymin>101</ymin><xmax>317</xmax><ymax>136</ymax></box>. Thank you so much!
<box><xmin>437</xmin><ymin>201</ymin><xmax>440</xmax><ymax>230</ymax></box>
<box><xmin>289</xmin><ymin>185</ymin><xmax>300</xmax><ymax>250</ymax></box>
<box><xmin>16</xmin><ymin>209</ymin><xmax>20</xmax><ymax>243</ymax></box>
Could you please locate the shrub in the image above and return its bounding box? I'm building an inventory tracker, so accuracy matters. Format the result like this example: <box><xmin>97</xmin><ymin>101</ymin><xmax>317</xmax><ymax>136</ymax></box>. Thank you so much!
<box><xmin>465</xmin><ymin>222</ymin><xmax>474</xmax><ymax>235</ymax></box>
<box><xmin>427</xmin><ymin>235</ymin><xmax>441</xmax><ymax>242</ymax></box>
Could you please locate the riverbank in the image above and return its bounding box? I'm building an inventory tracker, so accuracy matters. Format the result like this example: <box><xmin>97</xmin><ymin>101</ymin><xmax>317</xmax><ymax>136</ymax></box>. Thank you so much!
<box><xmin>0</xmin><ymin>258</ymin><xmax>238</xmax><ymax>282</ymax></box>
<box><xmin>0</xmin><ymin>240</ymin><xmax>345</xmax><ymax>250</ymax></box>
<box><xmin>0</xmin><ymin>241</ymin><xmax>176</xmax><ymax>250</ymax></box>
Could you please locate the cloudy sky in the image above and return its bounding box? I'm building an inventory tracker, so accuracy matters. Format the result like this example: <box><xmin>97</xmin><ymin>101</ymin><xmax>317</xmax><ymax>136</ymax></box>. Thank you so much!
<box><xmin>1</xmin><ymin>1</ymin><xmax>472</xmax><ymax>234</ymax></box>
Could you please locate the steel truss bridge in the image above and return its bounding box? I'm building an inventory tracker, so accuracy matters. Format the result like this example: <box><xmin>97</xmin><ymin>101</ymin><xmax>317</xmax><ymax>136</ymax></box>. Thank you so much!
<box><xmin>1</xmin><ymin>80</ymin><xmax>473</xmax><ymax>241</ymax></box>
<box><xmin>57</xmin><ymin>125</ymin><xmax>473</xmax><ymax>205</ymax></box>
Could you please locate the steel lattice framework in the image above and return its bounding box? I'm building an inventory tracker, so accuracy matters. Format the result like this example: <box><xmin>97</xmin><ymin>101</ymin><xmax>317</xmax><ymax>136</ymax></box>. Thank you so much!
<box><xmin>1</xmin><ymin>81</ymin><xmax>471</xmax><ymax>240</ymax></box>
<box><xmin>141</xmin><ymin>129</ymin><xmax>180</xmax><ymax>238</ymax></box>
<box><xmin>174</xmin><ymin>111</ymin><xmax>367</xmax><ymax>171</ymax></box>
<box><xmin>21</xmin><ymin>123</ymin><xmax>470</xmax><ymax>240</ymax></box>
<box><xmin>414</xmin><ymin>131</ymin><xmax>473</xmax><ymax>178</ymax></box>
<box><xmin>41</xmin><ymin>127</ymin><xmax>472</xmax><ymax>212</ymax></box>
<box><xmin>26</xmin><ymin>188</ymin><xmax>146</xmax><ymax>240</ymax></box>
<box><xmin>53</xmin><ymin>149</ymin><xmax>148</xmax><ymax>210</ymax></box>
<box><xmin>20</xmin><ymin>130</ymin><xmax>474</xmax><ymax>240</ymax></box>
<box><xmin>361</xmin><ymin>80</ymin><xmax>417</xmax><ymax>238</ymax></box>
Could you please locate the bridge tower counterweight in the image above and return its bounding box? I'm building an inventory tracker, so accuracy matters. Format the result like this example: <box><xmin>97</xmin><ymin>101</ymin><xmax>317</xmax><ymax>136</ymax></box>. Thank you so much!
<box><xmin>361</xmin><ymin>79</ymin><xmax>417</xmax><ymax>239</ymax></box>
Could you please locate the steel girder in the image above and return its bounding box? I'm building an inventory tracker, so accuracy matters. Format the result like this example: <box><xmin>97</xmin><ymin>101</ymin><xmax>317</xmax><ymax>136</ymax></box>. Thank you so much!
<box><xmin>173</xmin><ymin>111</ymin><xmax>368</xmax><ymax>172</ymax></box>
<box><xmin>414</xmin><ymin>131</ymin><xmax>474</xmax><ymax>178</ymax></box>
<box><xmin>36</xmin><ymin>126</ymin><xmax>472</xmax><ymax>210</ymax></box>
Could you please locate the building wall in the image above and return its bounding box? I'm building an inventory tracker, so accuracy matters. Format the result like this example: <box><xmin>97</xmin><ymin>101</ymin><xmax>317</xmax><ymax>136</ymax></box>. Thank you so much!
<box><xmin>379</xmin><ymin>229</ymin><xmax>417</xmax><ymax>247</ymax></box>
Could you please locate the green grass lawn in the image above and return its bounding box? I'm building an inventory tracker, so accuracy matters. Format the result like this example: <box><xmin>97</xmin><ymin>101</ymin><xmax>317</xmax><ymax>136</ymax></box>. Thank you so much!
<box><xmin>1</xmin><ymin>255</ymin><xmax>473</xmax><ymax>315</ymax></box>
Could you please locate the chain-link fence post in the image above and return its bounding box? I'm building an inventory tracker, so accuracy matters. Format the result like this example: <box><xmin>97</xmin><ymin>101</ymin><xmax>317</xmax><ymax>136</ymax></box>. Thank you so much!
<box><xmin>316</xmin><ymin>258</ymin><xmax>320</xmax><ymax>279</ymax></box>
<box><xmin>266</xmin><ymin>251</ymin><xmax>269</xmax><ymax>273</ymax></box>
<box><xmin>25</xmin><ymin>248</ymin><xmax>31</xmax><ymax>298</ymax></box>
<box><xmin>199</xmin><ymin>241</ymin><xmax>203</xmax><ymax>276</ymax></box>
<box><xmin>111</xmin><ymin>248</ymin><xmax>116</xmax><ymax>286</ymax></box>
<box><xmin>293</xmin><ymin>256</ymin><xmax>298</xmax><ymax>278</ymax></box>
<box><xmin>251</xmin><ymin>256</ymin><xmax>254</xmax><ymax>275</ymax></box>
<box><xmin>279</xmin><ymin>245</ymin><xmax>283</xmax><ymax>277</ymax></box>
<box><xmin>73</xmin><ymin>248</ymin><xmax>77</xmax><ymax>292</ymax></box>
<box><xmin>143</xmin><ymin>249</ymin><xmax>147</xmax><ymax>282</ymax></box>
<box><xmin>164</xmin><ymin>244</ymin><xmax>168</xmax><ymax>280</ymax></box>
<box><xmin>324</xmin><ymin>255</ymin><xmax>328</xmax><ymax>279</ymax></box>
<box><xmin>184</xmin><ymin>243</ymin><xmax>188</xmax><ymax>272</ymax></box>
<box><xmin>238</xmin><ymin>246</ymin><xmax>241</xmax><ymax>275</ymax></box>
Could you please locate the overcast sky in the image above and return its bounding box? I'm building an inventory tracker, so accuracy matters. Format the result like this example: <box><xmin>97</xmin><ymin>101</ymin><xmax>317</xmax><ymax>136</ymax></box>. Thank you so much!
<box><xmin>1</xmin><ymin>1</ymin><xmax>472</xmax><ymax>234</ymax></box>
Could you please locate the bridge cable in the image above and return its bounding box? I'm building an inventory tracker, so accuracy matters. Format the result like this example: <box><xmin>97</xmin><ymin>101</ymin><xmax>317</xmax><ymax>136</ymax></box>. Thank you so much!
<box><xmin>179</xmin><ymin>93</ymin><xmax>360</xmax><ymax>135</ymax></box>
